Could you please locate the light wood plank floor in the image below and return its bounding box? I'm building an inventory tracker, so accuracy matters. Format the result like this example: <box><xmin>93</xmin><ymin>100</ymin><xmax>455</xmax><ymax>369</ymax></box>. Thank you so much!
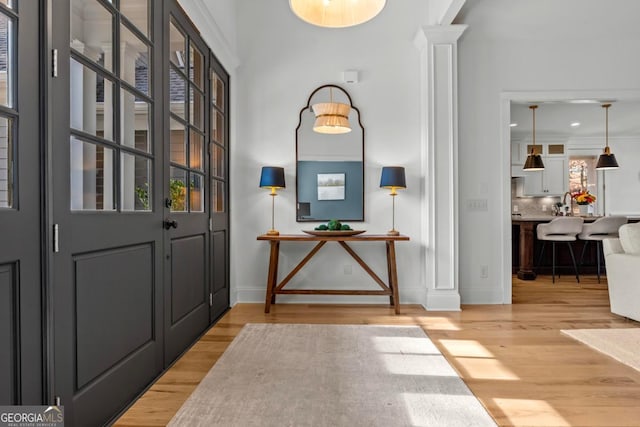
<box><xmin>115</xmin><ymin>275</ymin><xmax>640</xmax><ymax>427</ymax></box>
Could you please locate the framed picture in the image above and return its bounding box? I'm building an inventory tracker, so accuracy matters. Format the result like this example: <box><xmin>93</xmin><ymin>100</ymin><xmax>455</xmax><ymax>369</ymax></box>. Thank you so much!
<box><xmin>317</xmin><ymin>173</ymin><xmax>345</xmax><ymax>200</ymax></box>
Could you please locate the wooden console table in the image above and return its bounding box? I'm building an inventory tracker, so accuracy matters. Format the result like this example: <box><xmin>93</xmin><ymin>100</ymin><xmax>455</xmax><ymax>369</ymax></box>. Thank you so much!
<box><xmin>257</xmin><ymin>234</ymin><xmax>410</xmax><ymax>314</ymax></box>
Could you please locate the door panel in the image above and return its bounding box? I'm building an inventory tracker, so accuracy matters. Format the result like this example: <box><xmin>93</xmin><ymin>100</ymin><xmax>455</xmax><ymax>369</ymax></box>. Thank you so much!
<box><xmin>171</xmin><ymin>234</ymin><xmax>206</xmax><ymax>324</ymax></box>
<box><xmin>209</xmin><ymin>55</ymin><xmax>230</xmax><ymax>321</ymax></box>
<box><xmin>0</xmin><ymin>263</ymin><xmax>17</xmax><ymax>403</ymax></box>
<box><xmin>163</xmin><ymin>3</ymin><xmax>210</xmax><ymax>365</ymax></box>
<box><xmin>51</xmin><ymin>0</ymin><xmax>164</xmax><ymax>424</ymax></box>
<box><xmin>74</xmin><ymin>245</ymin><xmax>154</xmax><ymax>389</ymax></box>
<box><xmin>0</xmin><ymin>0</ymin><xmax>43</xmax><ymax>405</ymax></box>
<box><xmin>211</xmin><ymin>231</ymin><xmax>229</xmax><ymax>317</ymax></box>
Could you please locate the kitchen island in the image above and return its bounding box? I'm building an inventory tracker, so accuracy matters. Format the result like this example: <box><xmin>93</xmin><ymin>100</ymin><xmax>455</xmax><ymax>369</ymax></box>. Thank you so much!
<box><xmin>513</xmin><ymin>215</ymin><xmax>601</xmax><ymax>280</ymax></box>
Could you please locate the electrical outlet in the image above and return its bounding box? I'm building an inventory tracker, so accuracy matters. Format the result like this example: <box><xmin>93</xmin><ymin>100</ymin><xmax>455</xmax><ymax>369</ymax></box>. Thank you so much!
<box><xmin>344</xmin><ymin>264</ymin><xmax>352</xmax><ymax>275</ymax></box>
<box><xmin>513</xmin><ymin>205</ymin><xmax>519</xmax><ymax>212</ymax></box>
<box><xmin>480</xmin><ymin>265</ymin><xmax>489</xmax><ymax>278</ymax></box>
<box><xmin>542</xmin><ymin>205</ymin><xmax>547</xmax><ymax>211</ymax></box>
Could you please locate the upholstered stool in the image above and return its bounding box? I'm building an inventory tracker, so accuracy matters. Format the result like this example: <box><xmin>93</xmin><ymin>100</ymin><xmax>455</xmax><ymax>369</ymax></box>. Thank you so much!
<box><xmin>536</xmin><ymin>217</ymin><xmax>584</xmax><ymax>283</ymax></box>
<box><xmin>578</xmin><ymin>216</ymin><xmax>628</xmax><ymax>283</ymax></box>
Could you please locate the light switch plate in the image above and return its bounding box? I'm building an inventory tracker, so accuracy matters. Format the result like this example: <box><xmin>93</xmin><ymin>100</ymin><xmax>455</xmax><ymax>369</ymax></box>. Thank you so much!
<box><xmin>467</xmin><ymin>199</ymin><xmax>488</xmax><ymax>212</ymax></box>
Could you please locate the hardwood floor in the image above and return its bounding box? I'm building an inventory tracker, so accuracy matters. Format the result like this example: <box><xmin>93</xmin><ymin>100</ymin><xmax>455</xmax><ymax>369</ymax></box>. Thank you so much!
<box><xmin>114</xmin><ymin>275</ymin><xmax>640</xmax><ymax>427</ymax></box>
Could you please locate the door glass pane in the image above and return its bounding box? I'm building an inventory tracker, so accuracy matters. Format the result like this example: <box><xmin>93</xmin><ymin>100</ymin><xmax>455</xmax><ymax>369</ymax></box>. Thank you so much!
<box><xmin>169</xmin><ymin>67</ymin><xmax>185</xmax><ymax>120</ymax></box>
<box><xmin>70</xmin><ymin>58</ymin><xmax>114</xmax><ymax>141</ymax></box>
<box><xmin>189</xmin><ymin>42</ymin><xmax>204</xmax><ymax>89</ymax></box>
<box><xmin>120</xmin><ymin>87</ymin><xmax>150</xmax><ymax>152</ymax></box>
<box><xmin>0</xmin><ymin>116</ymin><xmax>12</xmax><ymax>208</ymax></box>
<box><xmin>0</xmin><ymin>1</ymin><xmax>14</xmax><ymax>9</ymax></box>
<box><xmin>212</xmin><ymin>72</ymin><xmax>224</xmax><ymax>112</ymax></box>
<box><xmin>189</xmin><ymin>129</ymin><xmax>203</xmax><ymax>170</ymax></box>
<box><xmin>212</xmin><ymin>179</ymin><xmax>224</xmax><ymax>213</ymax></box>
<box><xmin>70</xmin><ymin>137</ymin><xmax>115</xmax><ymax>211</ymax></box>
<box><xmin>0</xmin><ymin>12</ymin><xmax>14</xmax><ymax>107</ymax></box>
<box><xmin>169</xmin><ymin>167</ymin><xmax>187</xmax><ymax>212</ymax></box>
<box><xmin>70</xmin><ymin>0</ymin><xmax>113</xmax><ymax>72</ymax></box>
<box><xmin>212</xmin><ymin>110</ymin><xmax>224</xmax><ymax>145</ymax></box>
<box><xmin>170</xmin><ymin>118</ymin><xmax>186</xmax><ymax>165</ymax></box>
<box><xmin>120</xmin><ymin>0</ymin><xmax>148</xmax><ymax>37</ymax></box>
<box><xmin>169</xmin><ymin>19</ymin><xmax>185</xmax><ymax>70</ymax></box>
<box><xmin>121</xmin><ymin>152</ymin><xmax>151</xmax><ymax>211</ymax></box>
<box><xmin>211</xmin><ymin>145</ymin><xmax>224</xmax><ymax>178</ymax></box>
<box><xmin>120</xmin><ymin>23</ymin><xmax>150</xmax><ymax>96</ymax></box>
<box><xmin>189</xmin><ymin>173</ymin><xmax>204</xmax><ymax>212</ymax></box>
<box><xmin>189</xmin><ymin>87</ymin><xmax>204</xmax><ymax>130</ymax></box>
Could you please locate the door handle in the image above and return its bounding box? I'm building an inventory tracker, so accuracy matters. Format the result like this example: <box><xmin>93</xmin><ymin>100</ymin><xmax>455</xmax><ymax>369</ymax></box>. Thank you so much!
<box><xmin>164</xmin><ymin>220</ymin><xmax>178</xmax><ymax>230</ymax></box>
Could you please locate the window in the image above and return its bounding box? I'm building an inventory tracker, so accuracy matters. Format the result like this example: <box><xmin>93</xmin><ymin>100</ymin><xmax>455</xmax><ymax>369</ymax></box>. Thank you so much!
<box><xmin>0</xmin><ymin>5</ymin><xmax>16</xmax><ymax>208</ymax></box>
<box><xmin>168</xmin><ymin>16</ymin><xmax>205</xmax><ymax>213</ymax></box>
<box><xmin>69</xmin><ymin>0</ymin><xmax>153</xmax><ymax>211</ymax></box>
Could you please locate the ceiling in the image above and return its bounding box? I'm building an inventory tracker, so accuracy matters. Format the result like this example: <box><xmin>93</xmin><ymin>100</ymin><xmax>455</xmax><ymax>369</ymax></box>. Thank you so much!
<box><xmin>454</xmin><ymin>0</ymin><xmax>640</xmax><ymax>41</ymax></box>
<box><xmin>510</xmin><ymin>101</ymin><xmax>640</xmax><ymax>141</ymax></box>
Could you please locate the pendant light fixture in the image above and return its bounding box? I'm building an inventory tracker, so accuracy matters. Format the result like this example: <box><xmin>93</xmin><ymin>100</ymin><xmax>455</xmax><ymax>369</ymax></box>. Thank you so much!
<box><xmin>289</xmin><ymin>0</ymin><xmax>386</xmax><ymax>28</ymax></box>
<box><xmin>596</xmin><ymin>103</ymin><xmax>619</xmax><ymax>170</ymax></box>
<box><xmin>312</xmin><ymin>87</ymin><xmax>351</xmax><ymax>134</ymax></box>
<box><xmin>523</xmin><ymin>105</ymin><xmax>545</xmax><ymax>171</ymax></box>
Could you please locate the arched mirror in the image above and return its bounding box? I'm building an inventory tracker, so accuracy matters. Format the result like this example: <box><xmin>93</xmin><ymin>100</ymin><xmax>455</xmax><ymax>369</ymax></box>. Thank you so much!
<box><xmin>296</xmin><ymin>85</ymin><xmax>364</xmax><ymax>222</ymax></box>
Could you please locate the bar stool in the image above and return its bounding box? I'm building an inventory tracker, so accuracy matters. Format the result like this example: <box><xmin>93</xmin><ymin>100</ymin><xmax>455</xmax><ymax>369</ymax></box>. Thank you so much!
<box><xmin>578</xmin><ymin>216</ymin><xmax>628</xmax><ymax>283</ymax></box>
<box><xmin>536</xmin><ymin>217</ymin><xmax>584</xmax><ymax>283</ymax></box>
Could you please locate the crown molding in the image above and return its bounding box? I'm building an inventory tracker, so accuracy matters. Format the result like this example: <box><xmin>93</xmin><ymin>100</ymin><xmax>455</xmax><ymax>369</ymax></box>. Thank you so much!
<box><xmin>179</xmin><ymin>0</ymin><xmax>240</xmax><ymax>70</ymax></box>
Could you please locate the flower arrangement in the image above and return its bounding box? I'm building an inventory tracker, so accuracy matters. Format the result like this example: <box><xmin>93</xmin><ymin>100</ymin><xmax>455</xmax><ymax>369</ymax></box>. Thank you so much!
<box><xmin>572</xmin><ymin>190</ymin><xmax>596</xmax><ymax>205</ymax></box>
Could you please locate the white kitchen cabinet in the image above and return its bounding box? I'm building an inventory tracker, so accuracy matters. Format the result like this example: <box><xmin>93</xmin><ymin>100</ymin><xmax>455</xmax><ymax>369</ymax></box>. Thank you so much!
<box><xmin>522</xmin><ymin>156</ymin><xmax>567</xmax><ymax>196</ymax></box>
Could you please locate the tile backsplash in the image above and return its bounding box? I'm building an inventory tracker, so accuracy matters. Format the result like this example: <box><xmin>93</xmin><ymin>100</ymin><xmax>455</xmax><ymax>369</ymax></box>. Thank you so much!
<box><xmin>511</xmin><ymin>178</ymin><xmax>560</xmax><ymax>216</ymax></box>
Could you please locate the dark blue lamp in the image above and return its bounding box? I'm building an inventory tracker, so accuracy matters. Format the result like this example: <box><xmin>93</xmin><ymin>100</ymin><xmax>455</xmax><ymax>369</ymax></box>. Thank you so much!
<box><xmin>380</xmin><ymin>166</ymin><xmax>406</xmax><ymax>236</ymax></box>
<box><xmin>260</xmin><ymin>166</ymin><xmax>286</xmax><ymax>235</ymax></box>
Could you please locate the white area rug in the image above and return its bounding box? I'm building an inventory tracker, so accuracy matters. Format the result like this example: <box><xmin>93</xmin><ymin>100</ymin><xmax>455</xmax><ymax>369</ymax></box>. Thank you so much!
<box><xmin>561</xmin><ymin>328</ymin><xmax>640</xmax><ymax>372</ymax></box>
<box><xmin>169</xmin><ymin>324</ymin><xmax>496</xmax><ymax>427</ymax></box>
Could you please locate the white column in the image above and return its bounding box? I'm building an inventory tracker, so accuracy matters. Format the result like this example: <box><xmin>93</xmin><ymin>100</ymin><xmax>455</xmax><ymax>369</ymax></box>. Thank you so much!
<box><xmin>414</xmin><ymin>25</ymin><xmax>466</xmax><ymax>311</ymax></box>
<box><xmin>120</xmin><ymin>42</ymin><xmax>139</xmax><ymax>211</ymax></box>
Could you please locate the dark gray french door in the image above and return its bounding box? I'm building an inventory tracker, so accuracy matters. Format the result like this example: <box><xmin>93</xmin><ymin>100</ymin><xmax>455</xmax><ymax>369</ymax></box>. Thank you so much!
<box><xmin>50</xmin><ymin>0</ymin><xmax>164</xmax><ymax>424</ymax></box>
<box><xmin>209</xmin><ymin>52</ymin><xmax>230</xmax><ymax>320</ymax></box>
<box><xmin>162</xmin><ymin>3</ymin><xmax>211</xmax><ymax>364</ymax></box>
<box><xmin>47</xmin><ymin>0</ymin><xmax>229</xmax><ymax>424</ymax></box>
<box><xmin>0</xmin><ymin>0</ymin><xmax>43</xmax><ymax>406</ymax></box>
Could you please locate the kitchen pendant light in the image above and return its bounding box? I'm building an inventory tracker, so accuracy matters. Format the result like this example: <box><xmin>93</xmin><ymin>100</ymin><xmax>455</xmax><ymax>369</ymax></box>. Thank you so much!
<box><xmin>312</xmin><ymin>87</ymin><xmax>351</xmax><ymax>134</ymax></box>
<box><xmin>523</xmin><ymin>105</ymin><xmax>545</xmax><ymax>171</ymax></box>
<box><xmin>289</xmin><ymin>0</ymin><xmax>386</xmax><ymax>28</ymax></box>
<box><xmin>596</xmin><ymin>103</ymin><xmax>619</xmax><ymax>170</ymax></box>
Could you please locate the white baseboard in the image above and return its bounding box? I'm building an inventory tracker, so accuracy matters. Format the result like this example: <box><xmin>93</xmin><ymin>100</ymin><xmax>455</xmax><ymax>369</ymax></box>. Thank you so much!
<box><xmin>425</xmin><ymin>290</ymin><xmax>461</xmax><ymax>311</ymax></box>
<box><xmin>460</xmin><ymin>286</ymin><xmax>506</xmax><ymax>304</ymax></box>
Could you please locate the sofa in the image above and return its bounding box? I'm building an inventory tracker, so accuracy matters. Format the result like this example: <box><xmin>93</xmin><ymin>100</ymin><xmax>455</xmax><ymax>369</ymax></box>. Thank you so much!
<box><xmin>602</xmin><ymin>222</ymin><xmax>640</xmax><ymax>322</ymax></box>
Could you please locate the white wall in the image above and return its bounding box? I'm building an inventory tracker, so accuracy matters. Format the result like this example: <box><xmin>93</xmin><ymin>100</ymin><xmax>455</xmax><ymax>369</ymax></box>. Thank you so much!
<box><xmin>455</xmin><ymin>0</ymin><xmax>640</xmax><ymax>303</ymax></box>
<box><xmin>232</xmin><ymin>0</ymin><xmax>429</xmax><ymax>304</ymax></box>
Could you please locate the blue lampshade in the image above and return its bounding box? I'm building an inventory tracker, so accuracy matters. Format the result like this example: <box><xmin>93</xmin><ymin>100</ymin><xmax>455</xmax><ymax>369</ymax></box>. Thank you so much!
<box><xmin>380</xmin><ymin>166</ymin><xmax>406</xmax><ymax>189</ymax></box>
<box><xmin>259</xmin><ymin>166</ymin><xmax>286</xmax><ymax>189</ymax></box>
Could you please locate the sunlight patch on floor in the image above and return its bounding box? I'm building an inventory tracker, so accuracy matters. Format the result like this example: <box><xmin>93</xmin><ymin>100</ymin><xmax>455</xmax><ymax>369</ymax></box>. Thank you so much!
<box><xmin>414</xmin><ymin>316</ymin><xmax>462</xmax><ymax>331</ymax></box>
<box><xmin>451</xmin><ymin>357</ymin><xmax>520</xmax><ymax>380</ymax></box>
<box><xmin>372</xmin><ymin>336</ymin><xmax>440</xmax><ymax>355</ymax></box>
<box><xmin>403</xmin><ymin>392</ymin><xmax>496</xmax><ymax>427</ymax></box>
<box><xmin>438</xmin><ymin>339</ymin><xmax>495</xmax><ymax>358</ymax></box>
<box><xmin>437</xmin><ymin>338</ymin><xmax>520</xmax><ymax>380</ymax></box>
<box><xmin>492</xmin><ymin>398</ymin><xmax>571</xmax><ymax>426</ymax></box>
<box><xmin>380</xmin><ymin>354</ymin><xmax>460</xmax><ymax>377</ymax></box>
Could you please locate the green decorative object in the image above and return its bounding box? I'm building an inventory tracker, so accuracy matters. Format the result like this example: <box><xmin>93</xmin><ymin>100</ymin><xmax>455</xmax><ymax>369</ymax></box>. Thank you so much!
<box><xmin>315</xmin><ymin>219</ymin><xmax>352</xmax><ymax>231</ymax></box>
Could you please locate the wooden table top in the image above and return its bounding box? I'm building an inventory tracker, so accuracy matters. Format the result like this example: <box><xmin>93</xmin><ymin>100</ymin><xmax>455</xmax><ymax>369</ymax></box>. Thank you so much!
<box><xmin>257</xmin><ymin>233</ymin><xmax>410</xmax><ymax>242</ymax></box>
